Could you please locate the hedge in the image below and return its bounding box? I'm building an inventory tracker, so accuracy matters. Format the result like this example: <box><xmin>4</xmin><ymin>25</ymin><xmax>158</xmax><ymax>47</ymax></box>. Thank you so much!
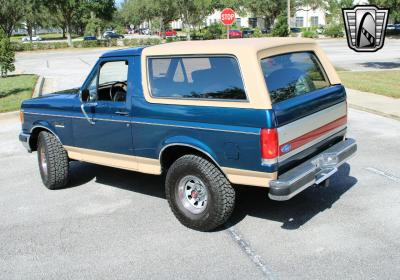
<box><xmin>12</xmin><ymin>37</ymin><xmax>162</xmax><ymax>52</ymax></box>
<box><xmin>12</xmin><ymin>41</ymin><xmax>69</xmax><ymax>51</ymax></box>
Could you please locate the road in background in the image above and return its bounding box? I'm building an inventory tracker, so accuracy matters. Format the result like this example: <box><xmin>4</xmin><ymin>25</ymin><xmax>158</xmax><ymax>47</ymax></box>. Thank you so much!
<box><xmin>13</xmin><ymin>38</ymin><xmax>400</xmax><ymax>92</ymax></box>
<box><xmin>1</xmin><ymin>108</ymin><xmax>400</xmax><ymax>279</ymax></box>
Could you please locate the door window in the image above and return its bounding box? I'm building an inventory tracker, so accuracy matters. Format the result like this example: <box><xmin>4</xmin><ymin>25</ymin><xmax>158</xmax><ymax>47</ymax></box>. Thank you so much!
<box><xmin>86</xmin><ymin>60</ymin><xmax>129</xmax><ymax>102</ymax></box>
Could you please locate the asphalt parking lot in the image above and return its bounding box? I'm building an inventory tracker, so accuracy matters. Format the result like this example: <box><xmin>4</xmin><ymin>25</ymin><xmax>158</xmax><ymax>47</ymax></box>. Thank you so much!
<box><xmin>1</xmin><ymin>108</ymin><xmax>399</xmax><ymax>279</ymax></box>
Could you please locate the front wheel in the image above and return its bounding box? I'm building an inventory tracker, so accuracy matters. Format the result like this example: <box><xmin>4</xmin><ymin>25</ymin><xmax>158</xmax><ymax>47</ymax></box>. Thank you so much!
<box><xmin>37</xmin><ymin>131</ymin><xmax>70</xmax><ymax>190</ymax></box>
<box><xmin>165</xmin><ymin>155</ymin><xmax>235</xmax><ymax>231</ymax></box>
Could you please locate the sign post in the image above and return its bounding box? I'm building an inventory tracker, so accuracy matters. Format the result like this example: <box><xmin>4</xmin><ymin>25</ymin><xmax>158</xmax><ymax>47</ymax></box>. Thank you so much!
<box><xmin>220</xmin><ymin>8</ymin><xmax>236</xmax><ymax>39</ymax></box>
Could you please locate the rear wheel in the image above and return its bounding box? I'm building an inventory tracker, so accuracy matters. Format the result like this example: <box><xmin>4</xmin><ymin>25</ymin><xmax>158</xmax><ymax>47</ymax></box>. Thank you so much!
<box><xmin>165</xmin><ymin>155</ymin><xmax>235</xmax><ymax>231</ymax></box>
<box><xmin>37</xmin><ymin>131</ymin><xmax>70</xmax><ymax>189</ymax></box>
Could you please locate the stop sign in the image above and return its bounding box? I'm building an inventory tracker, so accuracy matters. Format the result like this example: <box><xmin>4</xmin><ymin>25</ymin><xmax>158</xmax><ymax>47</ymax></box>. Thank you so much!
<box><xmin>220</xmin><ymin>8</ymin><xmax>236</xmax><ymax>26</ymax></box>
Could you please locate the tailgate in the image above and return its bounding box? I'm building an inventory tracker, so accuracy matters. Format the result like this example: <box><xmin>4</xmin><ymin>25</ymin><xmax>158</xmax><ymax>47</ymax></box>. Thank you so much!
<box><xmin>274</xmin><ymin>85</ymin><xmax>347</xmax><ymax>173</ymax></box>
<box><xmin>261</xmin><ymin>51</ymin><xmax>347</xmax><ymax>173</ymax></box>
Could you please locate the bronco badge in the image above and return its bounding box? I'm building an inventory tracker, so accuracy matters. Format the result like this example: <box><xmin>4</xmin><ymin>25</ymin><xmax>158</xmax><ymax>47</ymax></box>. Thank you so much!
<box><xmin>342</xmin><ymin>5</ymin><xmax>389</xmax><ymax>52</ymax></box>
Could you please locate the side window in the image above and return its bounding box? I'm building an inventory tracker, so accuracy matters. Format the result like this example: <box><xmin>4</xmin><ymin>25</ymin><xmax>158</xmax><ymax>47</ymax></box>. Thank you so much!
<box><xmin>148</xmin><ymin>56</ymin><xmax>247</xmax><ymax>100</ymax></box>
<box><xmin>261</xmin><ymin>52</ymin><xmax>330</xmax><ymax>104</ymax></box>
<box><xmin>86</xmin><ymin>60</ymin><xmax>128</xmax><ymax>102</ymax></box>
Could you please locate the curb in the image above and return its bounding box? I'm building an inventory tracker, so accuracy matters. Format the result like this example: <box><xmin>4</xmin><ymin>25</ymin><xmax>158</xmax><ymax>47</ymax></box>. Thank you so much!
<box><xmin>32</xmin><ymin>76</ymin><xmax>45</xmax><ymax>98</ymax></box>
<box><xmin>0</xmin><ymin>111</ymin><xmax>19</xmax><ymax>120</ymax></box>
<box><xmin>349</xmin><ymin>104</ymin><xmax>400</xmax><ymax>122</ymax></box>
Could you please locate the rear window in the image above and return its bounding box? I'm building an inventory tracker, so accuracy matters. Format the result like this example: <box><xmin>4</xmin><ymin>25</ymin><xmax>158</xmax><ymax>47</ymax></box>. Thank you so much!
<box><xmin>148</xmin><ymin>56</ymin><xmax>247</xmax><ymax>100</ymax></box>
<box><xmin>261</xmin><ymin>52</ymin><xmax>330</xmax><ymax>104</ymax></box>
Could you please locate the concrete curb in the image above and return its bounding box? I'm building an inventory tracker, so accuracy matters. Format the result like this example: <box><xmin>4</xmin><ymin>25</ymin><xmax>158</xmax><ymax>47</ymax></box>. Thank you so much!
<box><xmin>32</xmin><ymin>76</ymin><xmax>45</xmax><ymax>98</ymax></box>
<box><xmin>0</xmin><ymin>111</ymin><xmax>19</xmax><ymax>120</ymax></box>
<box><xmin>349</xmin><ymin>104</ymin><xmax>400</xmax><ymax>122</ymax></box>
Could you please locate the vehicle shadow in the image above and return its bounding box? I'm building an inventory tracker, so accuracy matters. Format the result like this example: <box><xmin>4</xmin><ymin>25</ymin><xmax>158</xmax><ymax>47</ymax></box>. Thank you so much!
<box><xmin>68</xmin><ymin>160</ymin><xmax>165</xmax><ymax>198</ymax></box>
<box><xmin>67</xmin><ymin>161</ymin><xmax>357</xmax><ymax>230</ymax></box>
<box><xmin>230</xmin><ymin>163</ymin><xmax>357</xmax><ymax>230</ymax></box>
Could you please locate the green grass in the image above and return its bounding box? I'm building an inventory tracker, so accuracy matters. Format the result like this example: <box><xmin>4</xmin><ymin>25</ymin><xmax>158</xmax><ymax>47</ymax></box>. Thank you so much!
<box><xmin>338</xmin><ymin>70</ymin><xmax>400</xmax><ymax>98</ymax></box>
<box><xmin>0</xmin><ymin>75</ymin><xmax>38</xmax><ymax>113</ymax></box>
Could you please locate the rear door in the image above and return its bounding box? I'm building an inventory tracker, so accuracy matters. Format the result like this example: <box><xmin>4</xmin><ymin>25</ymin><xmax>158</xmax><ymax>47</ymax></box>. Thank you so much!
<box><xmin>261</xmin><ymin>51</ymin><xmax>347</xmax><ymax>172</ymax></box>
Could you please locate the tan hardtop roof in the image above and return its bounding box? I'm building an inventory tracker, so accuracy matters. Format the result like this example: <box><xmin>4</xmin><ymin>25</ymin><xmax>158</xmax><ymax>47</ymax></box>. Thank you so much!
<box><xmin>143</xmin><ymin>37</ymin><xmax>316</xmax><ymax>56</ymax></box>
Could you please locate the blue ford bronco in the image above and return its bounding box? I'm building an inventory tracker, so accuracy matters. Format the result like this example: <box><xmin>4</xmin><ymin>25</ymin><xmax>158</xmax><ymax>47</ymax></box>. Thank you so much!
<box><xmin>19</xmin><ymin>38</ymin><xmax>357</xmax><ymax>231</ymax></box>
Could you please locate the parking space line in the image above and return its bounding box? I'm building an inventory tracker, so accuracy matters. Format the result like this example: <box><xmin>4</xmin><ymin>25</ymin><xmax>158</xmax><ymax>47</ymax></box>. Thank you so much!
<box><xmin>226</xmin><ymin>226</ymin><xmax>276</xmax><ymax>280</ymax></box>
<box><xmin>79</xmin><ymin>58</ymin><xmax>91</xmax><ymax>66</ymax></box>
<box><xmin>365</xmin><ymin>167</ymin><xmax>400</xmax><ymax>183</ymax></box>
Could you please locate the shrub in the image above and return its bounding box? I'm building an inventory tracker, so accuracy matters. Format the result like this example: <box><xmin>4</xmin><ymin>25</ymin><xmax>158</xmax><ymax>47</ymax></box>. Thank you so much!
<box><xmin>324</xmin><ymin>24</ymin><xmax>344</xmax><ymax>38</ymax></box>
<box><xmin>272</xmin><ymin>15</ymin><xmax>289</xmax><ymax>37</ymax></box>
<box><xmin>302</xmin><ymin>29</ymin><xmax>318</xmax><ymax>38</ymax></box>
<box><xmin>122</xmin><ymin>38</ymin><xmax>162</xmax><ymax>46</ymax></box>
<box><xmin>0</xmin><ymin>29</ymin><xmax>15</xmax><ymax>77</ymax></box>
<box><xmin>11</xmin><ymin>41</ymin><xmax>69</xmax><ymax>52</ymax></box>
<box><xmin>201</xmin><ymin>23</ymin><xmax>225</xmax><ymax>40</ymax></box>
<box><xmin>386</xmin><ymin>29</ymin><xmax>400</xmax><ymax>36</ymax></box>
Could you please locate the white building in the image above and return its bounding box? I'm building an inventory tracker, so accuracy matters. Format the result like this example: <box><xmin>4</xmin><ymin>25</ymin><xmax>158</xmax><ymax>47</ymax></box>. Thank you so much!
<box><xmin>292</xmin><ymin>7</ymin><xmax>326</xmax><ymax>28</ymax></box>
<box><xmin>171</xmin><ymin>5</ymin><xmax>336</xmax><ymax>31</ymax></box>
<box><xmin>170</xmin><ymin>10</ymin><xmax>265</xmax><ymax>30</ymax></box>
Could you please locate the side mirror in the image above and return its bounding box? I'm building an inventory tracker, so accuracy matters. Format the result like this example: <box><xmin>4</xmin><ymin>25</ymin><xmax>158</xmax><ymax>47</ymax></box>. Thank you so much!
<box><xmin>80</xmin><ymin>89</ymin><xmax>90</xmax><ymax>102</ymax></box>
<box><xmin>79</xmin><ymin>89</ymin><xmax>97</xmax><ymax>125</ymax></box>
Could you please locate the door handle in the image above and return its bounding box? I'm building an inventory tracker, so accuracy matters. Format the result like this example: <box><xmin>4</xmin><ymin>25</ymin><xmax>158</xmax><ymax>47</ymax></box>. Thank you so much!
<box><xmin>115</xmin><ymin>111</ymin><xmax>129</xmax><ymax>116</ymax></box>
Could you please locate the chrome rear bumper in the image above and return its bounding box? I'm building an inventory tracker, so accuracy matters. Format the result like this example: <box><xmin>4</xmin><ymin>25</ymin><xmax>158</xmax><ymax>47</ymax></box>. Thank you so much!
<box><xmin>268</xmin><ymin>138</ymin><xmax>357</xmax><ymax>201</ymax></box>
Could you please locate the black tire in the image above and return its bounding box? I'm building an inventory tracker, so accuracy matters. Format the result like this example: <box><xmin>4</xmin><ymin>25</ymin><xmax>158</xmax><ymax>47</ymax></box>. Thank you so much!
<box><xmin>37</xmin><ymin>131</ymin><xmax>70</xmax><ymax>190</ymax></box>
<box><xmin>165</xmin><ymin>155</ymin><xmax>235</xmax><ymax>231</ymax></box>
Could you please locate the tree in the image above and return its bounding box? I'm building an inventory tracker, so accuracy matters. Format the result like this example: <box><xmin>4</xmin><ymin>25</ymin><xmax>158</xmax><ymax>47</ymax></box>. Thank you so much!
<box><xmin>0</xmin><ymin>0</ymin><xmax>26</xmax><ymax>37</ymax></box>
<box><xmin>24</xmin><ymin>0</ymin><xmax>49</xmax><ymax>41</ymax></box>
<box><xmin>42</xmin><ymin>0</ymin><xmax>85</xmax><ymax>46</ymax></box>
<box><xmin>370</xmin><ymin>0</ymin><xmax>400</xmax><ymax>22</ymax></box>
<box><xmin>244</xmin><ymin>0</ymin><xmax>287</xmax><ymax>28</ymax></box>
<box><xmin>176</xmin><ymin>0</ymin><xmax>213</xmax><ymax>39</ymax></box>
<box><xmin>0</xmin><ymin>29</ymin><xmax>15</xmax><ymax>77</ymax></box>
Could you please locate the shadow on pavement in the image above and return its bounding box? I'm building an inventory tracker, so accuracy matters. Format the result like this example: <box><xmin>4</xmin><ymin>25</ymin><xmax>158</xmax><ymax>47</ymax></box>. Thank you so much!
<box><xmin>67</xmin><ymin>161</ymin><xmax>357</xmax><ymax>230</ymax></box>
<box><xmin>359</xmin><ymin>61</ymin><xmax>400</xmax><ymax>69</ymax></box>
<box><xmin>230</xmin><ymin>163</ymin><xmax>357</xmax><ymax>230</ymax></box>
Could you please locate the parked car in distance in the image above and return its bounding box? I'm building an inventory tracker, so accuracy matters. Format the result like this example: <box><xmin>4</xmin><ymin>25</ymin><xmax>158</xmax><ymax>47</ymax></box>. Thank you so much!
<box><xmin>290</xmin><ymin>27</ymin><xmax>302</xmax><ymax>33</ymax></box>
<box><xmin>103</xmin><ymin>31</ymin><xmax>124</xmax><ymax>39</ymax></box>
<box><xmin>387</xmin><ymin>24</ymin><xmax>395</xmax><ymax>30</ymax></box>
<box><xmin>139</xmin><ymin>28</ymin><xmax>150</xmax><ymax>35</ymax></box>
<box><xmin>160</xmin><ymin>29</ymin><xmax>177</xmax><ymax>38</ymax></box>
<box><xmin>19</xmin><ymin>38</ymin><xmax>357</xmax><ymax>231</ymax></box>
<box><xmin>242</xmin><ymin>28</ymin><xmax>254</xmax><ymax>38</ymax></box>
<box><xmin>229</xmin><ymin>29</ymin><xmax>242</xmax><ymax>38</ymax></box>
<box><xmin>83</xmin><ymin>36</ymin><xmax>97</xmax><ymax>41</ymax></box>
<box><xmin>21</xmin><ymin>36</ymin><xmax>42</xmax><ymax>42</ymax></box>
<box><xmin>261</xmin><ymin>28</ymin><xmax>270</xmax><ymax>34</ymax></box>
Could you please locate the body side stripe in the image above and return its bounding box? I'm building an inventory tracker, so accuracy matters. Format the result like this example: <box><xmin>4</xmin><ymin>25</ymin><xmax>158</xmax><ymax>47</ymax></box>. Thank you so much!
<box><xmin>280</xmin><ymin>116</ymin><xmax>347</xmax><ymax>156</ymax></box>
<box><xmin>24</xmin><ymin>111</ymin><xmax>260</xmax><ymax>135</ymax></box>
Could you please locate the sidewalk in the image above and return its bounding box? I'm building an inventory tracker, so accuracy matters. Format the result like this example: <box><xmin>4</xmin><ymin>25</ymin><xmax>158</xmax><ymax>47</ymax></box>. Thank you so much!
<box><xmin>346</xmin><ymin>88</ymin><xmax>400</xmax><ymax>121</ymax></box>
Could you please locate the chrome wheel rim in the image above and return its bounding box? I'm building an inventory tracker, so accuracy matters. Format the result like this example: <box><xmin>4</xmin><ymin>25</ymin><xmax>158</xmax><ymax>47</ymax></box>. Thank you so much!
<box><xmin>39</xmin><ymin>146</ymin><xmax>48</xmax><ymax>177</ymax></box>
<box><xmin>178</xmin><ymin>175</ymin><xmax>208</xmax><ymax>214</ymax></box>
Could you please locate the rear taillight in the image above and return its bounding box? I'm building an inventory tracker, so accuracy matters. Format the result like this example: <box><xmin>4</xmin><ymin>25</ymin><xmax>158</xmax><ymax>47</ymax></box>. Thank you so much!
<box><xmin>261</xmin><ymin>128</ymin><xmax>278</xmax><ymax>163</ymax></box>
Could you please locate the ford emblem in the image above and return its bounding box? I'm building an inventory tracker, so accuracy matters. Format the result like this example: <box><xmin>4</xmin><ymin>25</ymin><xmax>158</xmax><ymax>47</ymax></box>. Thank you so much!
<box><xmin>281</xmin><ymin>144</ymin><xmax>292</xmax><ymax>153</ymax></box>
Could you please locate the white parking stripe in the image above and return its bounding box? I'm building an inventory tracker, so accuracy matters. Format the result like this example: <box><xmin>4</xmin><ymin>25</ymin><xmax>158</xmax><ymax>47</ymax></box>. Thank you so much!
<box><xmin>365</xmin><ymin>167</ymin><xmax>400</xmax><ymax>183</ymax></box>
<box><xmin>226</xmin><ymin>226</ymin><xmax>276</xmax><ymax>280</ymax></box>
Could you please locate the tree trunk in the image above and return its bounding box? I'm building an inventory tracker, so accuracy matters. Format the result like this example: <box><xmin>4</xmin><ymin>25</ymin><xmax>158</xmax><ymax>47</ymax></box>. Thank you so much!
<box><xmin>27</xmin><ymin>24</ymin><xmax>33</xmax><ymax>42</ymax></box>
<box><xmin>62</xmin><ymin>26</ymin><xmax>66</xmax><ymax>38</ymax></box>
<box><xmin>66</xmin><ymin>24</ymin><xmax>72</xmax><ymax>47</ymax></box>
